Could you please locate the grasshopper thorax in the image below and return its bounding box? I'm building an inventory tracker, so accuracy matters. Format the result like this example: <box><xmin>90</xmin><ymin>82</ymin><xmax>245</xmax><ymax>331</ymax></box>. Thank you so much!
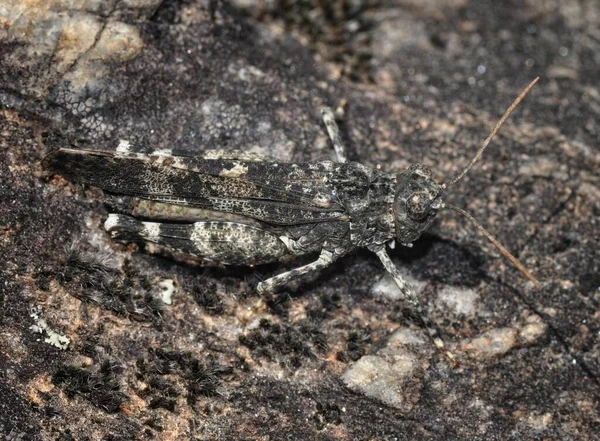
<box><xmin>393</xmin><ymin>164</ymin><xmax>443</xmax><ymax>244</ymax></box>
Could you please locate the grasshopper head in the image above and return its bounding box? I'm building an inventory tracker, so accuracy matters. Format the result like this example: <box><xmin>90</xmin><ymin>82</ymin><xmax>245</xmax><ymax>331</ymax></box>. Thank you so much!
<box><xmin>393</xmin><ymin>164</ymin><xmax>442</xmax><ymax>244</ymax></box>
<box><xmin>388</xmin><ymin>78</ymin><xmax>541</xmax><ymax>287</ymax></box>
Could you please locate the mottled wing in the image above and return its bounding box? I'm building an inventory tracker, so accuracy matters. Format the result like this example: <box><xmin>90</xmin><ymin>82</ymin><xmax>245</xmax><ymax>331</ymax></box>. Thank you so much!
<box><xmin>43</xmin><ymin>148</ymin><xmax>346</xmax><ymax>225</ymax></box>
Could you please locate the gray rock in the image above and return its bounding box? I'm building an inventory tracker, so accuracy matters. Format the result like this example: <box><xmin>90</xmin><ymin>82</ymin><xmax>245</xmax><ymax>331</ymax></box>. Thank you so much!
<box><xmin>1</xmin><ymin>1</ymin><xmax>598</xmax><ymax>440</ymax></box>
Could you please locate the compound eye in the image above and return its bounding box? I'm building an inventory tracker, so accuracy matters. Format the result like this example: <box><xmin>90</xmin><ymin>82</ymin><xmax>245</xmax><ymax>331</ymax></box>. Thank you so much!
<box><xmin>407</xmin><ymin>192</ymin><xmax>431</xmax><ymax>220</ymax></box>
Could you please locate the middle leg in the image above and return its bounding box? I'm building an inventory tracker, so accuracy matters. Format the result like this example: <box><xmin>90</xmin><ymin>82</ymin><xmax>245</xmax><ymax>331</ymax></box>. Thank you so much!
<box><xmin>321</xmin><ymin>107</ymin><xmax>348</xmax><ymax>163</ymax></box>
<box><xmin>256</xmin><ymin>249</ymin><xmax>335</xmax><ymax>294</ymax></box>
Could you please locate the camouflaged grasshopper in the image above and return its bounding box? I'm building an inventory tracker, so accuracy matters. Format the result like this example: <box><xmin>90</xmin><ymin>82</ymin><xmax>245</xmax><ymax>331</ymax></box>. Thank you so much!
<box><xmin>43</xmin><ymin>78</ymin><xmax>540</xmax><ymax>354</ymax></box>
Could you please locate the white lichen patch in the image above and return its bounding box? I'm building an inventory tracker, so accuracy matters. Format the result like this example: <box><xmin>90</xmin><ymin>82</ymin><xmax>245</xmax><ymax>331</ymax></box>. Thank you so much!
<box><xmin>159</xmin><ymin>279</ymin><xmax>177</xmax><ymax>305</ymax></box>
<box><xmin>342</xmin><ymin>354</ymin><xmax>421</xmax><ymax>413</ymax></box>
<box><xmin>437</xmin><ymin>285</ymin><xmax>480</xmax><ymax>317</ymax></box>
<box><xmin>2</xmin><ymin>0</ymin><xmax>146</xmax><ymax>108</ymax></box>
<box><xmin>518</xmin><ymin>314</ymin><xmax>548</xmax><ymax>345</ymax></box>
<box><xmin>461</xmin><ymin>327</ymin><xmax>517</xmax><ymax>358</ymax></box>
<box><xmin>30</xmin><ymin>310</ymin><xmax>70</xmax><ymax>350</ymax></box>
<box><xmin>525</xmin><ymin>412</ymin><xmax>554</xmax><ymax>431</ymax></box>
<box><xmin>53</xmin><ymin>13</ymin><xmax>103</xmax><ymax>73</ymax></box>
<box><xmin>371</xmin><ymin>272</ymin><xmax>426</xmax><ymax>301</ymax></box>
<box><xmin>342</xmin><ymin>328</ymin><xmax>430</xmax><ymax>412</ymax></box>
<box><xmin>88</xmin><ymin>20</ymin><xmax>144</xmax><ymax>63</ymax></box>
<box><xmin>384</xmin><ymin>327</ymin><xmax>429</xmax><ymax>348</ymax></box>
<box><xmin>200</xmin><ymin>98</ymin><xmax>248</xmax><ymax>139</ymax></box>
<box><xmin>52</xmin><ymin>16</ymin><xmax>140</xmax><ymax>88</ymax></box>
<box><xmin>460</xmin><ymin>313</ymin><xmax>548</xmax><ymax>359</ymax></box>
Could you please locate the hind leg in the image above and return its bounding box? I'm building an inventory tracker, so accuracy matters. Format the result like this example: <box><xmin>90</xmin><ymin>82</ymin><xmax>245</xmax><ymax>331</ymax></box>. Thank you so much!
<box><xmin>104</xmin><ymin>214</ymin><xmax>290</xmax><ymax>265</ymax></box>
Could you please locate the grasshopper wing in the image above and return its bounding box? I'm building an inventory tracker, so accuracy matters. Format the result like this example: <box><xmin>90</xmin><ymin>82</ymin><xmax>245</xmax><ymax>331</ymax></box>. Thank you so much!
<box><xmin>43</xmin><ymin>148</ymin><xmax>347</xmax><ymax>225</ymax></box>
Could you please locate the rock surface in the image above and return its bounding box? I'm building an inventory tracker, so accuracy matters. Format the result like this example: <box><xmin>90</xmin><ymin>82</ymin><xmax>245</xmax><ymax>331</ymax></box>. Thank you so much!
<box><xmin>1</xmin><ymin>1</ymin><xmax>599</xmax><ymax>440</ymax></box>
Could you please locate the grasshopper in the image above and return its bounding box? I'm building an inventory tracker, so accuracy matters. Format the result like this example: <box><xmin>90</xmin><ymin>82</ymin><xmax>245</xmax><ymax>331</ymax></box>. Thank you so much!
<box><xmin>43</xmin><ymin>78</ymin><xmax>540</xmax><ymax>355</ymax></box>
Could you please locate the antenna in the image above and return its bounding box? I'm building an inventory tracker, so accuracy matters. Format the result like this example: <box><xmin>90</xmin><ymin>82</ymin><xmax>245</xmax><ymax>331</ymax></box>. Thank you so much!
<box><xmin>441</xmin><ymin>77</ymin><xmax>540</xmax><ymax>189</ymax></box>
<box><xmin>443</xmin><ymin>203</ymin><xmax>541</xmax><ymax>288</ymax></box>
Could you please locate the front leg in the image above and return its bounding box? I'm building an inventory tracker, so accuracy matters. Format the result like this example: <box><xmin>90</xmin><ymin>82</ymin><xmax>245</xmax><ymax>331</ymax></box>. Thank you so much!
<box><xmin>371</xmin><ymin>246</ymin><xmax>456</xmax><ymax>363</ymax></box>
<box><xmin>256</xmin><ymin>249</ymin><xmax>335</xmax><ymax>294</ymax></box>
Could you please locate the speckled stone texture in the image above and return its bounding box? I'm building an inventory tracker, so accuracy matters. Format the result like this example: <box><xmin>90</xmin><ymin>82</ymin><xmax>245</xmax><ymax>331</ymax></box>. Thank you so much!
<box><xmin>1</xmin><ymin>1</ymin><xmax>598</xmax><ymax>440</ymax></box>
